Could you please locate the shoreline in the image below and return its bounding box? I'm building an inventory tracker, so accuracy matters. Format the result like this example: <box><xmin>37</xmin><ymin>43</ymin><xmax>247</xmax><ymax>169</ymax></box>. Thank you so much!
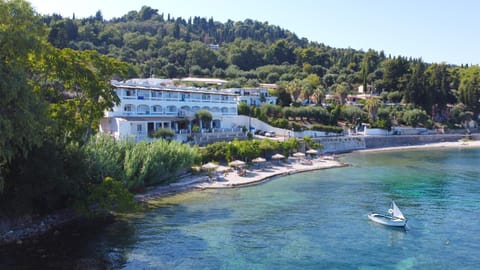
<box><xmin>136</xmin><ymin>139</ymin><xmax>480</xmax><ymax>203</ymax></box>
<box><xmin>2</xmin><ymin>139</ymin><xmax>479</xmax><ymax>246</ymax></box>
<box><xmin>135</xmin><ymin>158</ymin><xmax>349</xmax><ymax>203</ymax></box>
<box><xmin>350</xmin><ymin>139</ymin><xmax>480</xmax><ymax>153</ymax></box>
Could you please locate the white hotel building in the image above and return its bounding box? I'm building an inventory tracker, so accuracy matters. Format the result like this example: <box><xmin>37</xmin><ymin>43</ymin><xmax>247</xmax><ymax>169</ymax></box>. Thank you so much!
<box><xmin>224</xmin><ymin>88</ymin><xmax>277</xmax><ymax>107</ymax></box>
<box><xmin>99</xmin><ymin>78</ymin><xmax>241</xmax><ymax>142</ymax></box>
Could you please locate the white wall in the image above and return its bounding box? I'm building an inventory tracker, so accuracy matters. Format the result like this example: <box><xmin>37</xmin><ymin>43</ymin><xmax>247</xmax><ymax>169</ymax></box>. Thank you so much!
<box><xmin>364</xmin><ymin>128</ymin><xmax>391</xmax><ymax>136</ymax></box>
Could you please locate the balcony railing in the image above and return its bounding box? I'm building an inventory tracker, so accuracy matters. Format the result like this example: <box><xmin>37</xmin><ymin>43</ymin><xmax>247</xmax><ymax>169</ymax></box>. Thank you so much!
<box><xmin>105</xmin><ymin>110</ymin><xmax>237</xmax><ymax>117</ymax></box>
<box><xmin>120</xmin><ymin>95</ymin><xmax>237</xmax><ymax>104</ymax></box>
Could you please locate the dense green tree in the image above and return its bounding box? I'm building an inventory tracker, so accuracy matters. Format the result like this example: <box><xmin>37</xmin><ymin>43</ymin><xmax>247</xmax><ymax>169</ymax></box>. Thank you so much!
<box><xmin>138</xmin><ymin>5</ymin><xmax>158</xmax><ymax>21</ymax></box>
<box><xmin>0</xmin><ymin>0</ymin><xmax>49</xmax><ymax>191</ymax></box>
<box><xmin>47</xmin><ymin>19</ymin><xmax>78</xmax><ymax>48</ymax></box>
<box><xmin>341</xmin><ymin>105</ymin><xmax>366</xmax><ymax>124</ymax></box>
<box><xmin>381</xmin><ymin>57</ymin><xmax>409</xmax><ymax>92</ymax></box>
<box><xmin>42</xmin><ymin>48</ymin><xmax>129</xmax><ymax>144</ymax></box>
<box><xmin>423</xmin><ymin>63</ymin><xmax>455</xmax><ymax>115</ymax></box>
<box><xmin>0</xmin><ymin>1</ymin><xmax>133</xmax><ymax>217</ymax></box>
<box><xmin>186</xmin><ymin>41</ymin><xmax>219</xmax><ymax>69</ymax></box>
<box><xmin>228</xmin><ymin>39</ymin><xmax>266</xmax><ymax>70</ymax></box>
<box><xmin>404</xmin><ymin>61</ymin><xmax>426</xmax><ymax>106</ymax></box>
<box><xmin>458</xmin><ymin>66</ymin><xmax>480</xmax><ymax>115</ymax></box>
<box><xmin>402</xmin><ymin>109</ymin><xmax>430</xmax><ymax>127</ymax></box>
<box><xmin>274</xmin><ymin>83</ymin><xmax>293</xmax><ymax>106</ymax></box>
<box><xmin>265</xmin><ymin>39</ymin><xmax>295</xmax><ymax>65</ymax></box>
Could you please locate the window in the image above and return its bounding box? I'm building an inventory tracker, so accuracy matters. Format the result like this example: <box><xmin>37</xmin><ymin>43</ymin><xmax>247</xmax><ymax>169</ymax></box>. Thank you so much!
<box><xmin>124</xmin><ymin>104</ymin><xmax>134</xmax><ymax>111</ymax></box>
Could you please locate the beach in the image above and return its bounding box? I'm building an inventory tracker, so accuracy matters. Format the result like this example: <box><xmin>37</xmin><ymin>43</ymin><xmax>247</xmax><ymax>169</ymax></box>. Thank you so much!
<box><xmin>136</xmin><ymin>138</ymin><xmax>480</xmax><ymax>202</ymax></box>
<box><xmin>353</xmin><ymin>138</ymin><xmax>480</xmax><ymax>153</ymax></box>
<box><xmin>135</xmin><ymin>157</ymin><xmax>348</xmax><ymax>202</ymax></box>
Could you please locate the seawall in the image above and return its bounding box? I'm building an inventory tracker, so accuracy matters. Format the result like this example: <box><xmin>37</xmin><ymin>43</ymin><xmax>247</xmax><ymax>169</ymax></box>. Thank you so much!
<box><xmin>315</xmin><ymin>133</ymin><xmax>479</xmax><ymax>153</ymax></box>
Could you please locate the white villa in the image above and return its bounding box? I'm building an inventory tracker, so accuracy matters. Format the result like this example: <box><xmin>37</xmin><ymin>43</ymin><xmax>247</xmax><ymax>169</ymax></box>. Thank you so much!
<box><xmin>99</xmin><ymin>78</ymin><xmax>241</xmax><ymax>142</ymax></box>
<box><xmin>224</xmin><ymin>88</ymin><xmax>277</xmax><ymax>107</ymax></box>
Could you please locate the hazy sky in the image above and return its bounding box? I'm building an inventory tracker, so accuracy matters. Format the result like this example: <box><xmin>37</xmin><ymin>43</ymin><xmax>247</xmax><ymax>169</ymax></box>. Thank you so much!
<box><xmin>28</xmin><ymin>0</ymin><xmax>480</xmax><ymax>65</ymax></box>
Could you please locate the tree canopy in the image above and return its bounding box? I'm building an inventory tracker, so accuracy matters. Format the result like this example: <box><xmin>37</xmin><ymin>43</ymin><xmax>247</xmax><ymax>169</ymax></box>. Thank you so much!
<box><xmin>38</xmin><ymin>4</ymin><xmax>480</xmax><ymax>120</ymax></box>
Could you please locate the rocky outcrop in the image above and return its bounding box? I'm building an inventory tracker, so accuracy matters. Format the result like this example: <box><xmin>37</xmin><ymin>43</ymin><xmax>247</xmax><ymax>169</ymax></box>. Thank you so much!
<box><xmin>0</xmin><ymin>209</ymin><xmax>77</xmax><ymax>245</ymax></box>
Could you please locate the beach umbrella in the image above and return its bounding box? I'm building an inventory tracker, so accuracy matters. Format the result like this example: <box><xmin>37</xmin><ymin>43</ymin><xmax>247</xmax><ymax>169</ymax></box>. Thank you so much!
<box><xmin>216</xmin><ymin>165</ymin><xmax>231</xmax><ymax>173</ymax></box>
<box><xmin>306</xmin><ymin>149</ymin><xmax>318</xmax><ymax>155</ymax></box>
<box><xmin>252</xmin><ymin>157</ymin><xmax>266</xmax><ymax>163</ymax></box>
<box><xmin>229</xmin><ymin>160</ymin><xmax>246</xmax><ymax>167</ymax></box>
<box><xmin>271</xmin><ymin>153</ymin><xmax>285</xmax><ymax>160</ymax></box>
<box><xmin>292</xmin><ymin>152</ymin><xmax>305</xmax><ymax>158</ymax></box>
<box><xmin>201</xmin><ymin>162</ymin><xmax>218</xmax><ymax>171</ymax></box>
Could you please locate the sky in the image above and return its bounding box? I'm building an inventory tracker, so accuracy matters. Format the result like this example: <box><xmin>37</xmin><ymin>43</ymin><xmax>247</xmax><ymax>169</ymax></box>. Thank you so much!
<box><xmin>28</xmin><ymin>0</ymin><xmax>480</xmax><ymax>66</ymax></box>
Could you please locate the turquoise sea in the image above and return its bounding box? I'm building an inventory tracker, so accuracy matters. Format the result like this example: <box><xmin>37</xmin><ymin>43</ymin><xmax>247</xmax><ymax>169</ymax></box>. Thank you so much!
<box><xmin>2</xmin><ymin>148</ymin><xmax>480</xmax><ymax>269</ymax></box>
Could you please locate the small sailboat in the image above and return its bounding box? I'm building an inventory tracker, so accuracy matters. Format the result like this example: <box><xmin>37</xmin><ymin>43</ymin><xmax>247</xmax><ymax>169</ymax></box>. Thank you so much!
<box><xmin>368</xmin><ymin>200</ymin><xmax>407</xmax><ymax>227</ymax></box>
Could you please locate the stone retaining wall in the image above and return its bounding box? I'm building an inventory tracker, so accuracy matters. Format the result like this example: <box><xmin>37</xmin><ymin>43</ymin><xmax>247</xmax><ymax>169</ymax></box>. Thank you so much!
<box><xmin>363</xmin><ymin>134</ymin><xmax>469</xmax><ymax>149</ymax></box>
<box><xmin>315</xmin><ymin>136</ymin><xmax>366</xmax><ymax>153</ymax></box>
<box><xmin>315</xmin><ymin>133</ymin><xmax>479</xmax><ymax>153</ymax></box>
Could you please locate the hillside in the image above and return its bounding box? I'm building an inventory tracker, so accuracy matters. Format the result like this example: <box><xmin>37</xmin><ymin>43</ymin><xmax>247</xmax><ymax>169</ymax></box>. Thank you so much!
<box><xmin>42</xmin><ymin>5</ymin><xmax>479</xmax><ymax>120</ymax></box>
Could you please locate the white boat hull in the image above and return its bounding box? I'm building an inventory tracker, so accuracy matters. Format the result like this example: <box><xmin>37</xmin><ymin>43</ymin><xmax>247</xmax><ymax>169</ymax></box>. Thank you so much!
<box><xmin>368</xmin><ymin>213</ymin><xmax>406</xmax><ymax>227</ymax></box>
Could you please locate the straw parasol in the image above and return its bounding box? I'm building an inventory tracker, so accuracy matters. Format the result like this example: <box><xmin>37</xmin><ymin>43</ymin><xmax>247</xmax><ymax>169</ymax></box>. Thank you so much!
<box><xmin>216</xmin><ymin>165</ymin><xmax>231</xmax><ymax>173</ymax></box>
<box><xmin>292</xmin><ymin>152</ymin><xmax>305</xmax><ymax>157</ymax></box>
<box><xmin>252</xmin><ymin>157</ymin><xmax>267</xmax><ymax>163</ymax></box>
<box><xmin>228</xmin><ymin>160</ymin><xmax>246</xmax><ymax>167</ymax></box>
<box><xmin>201</xmin><ymin>162</ymin><xmax>219</xmax><ymax>171</ymax></box>
<box><xmin>271</xmin><ymin>153</ymin><xmax>285</xmax><ymax>160</ymax></box>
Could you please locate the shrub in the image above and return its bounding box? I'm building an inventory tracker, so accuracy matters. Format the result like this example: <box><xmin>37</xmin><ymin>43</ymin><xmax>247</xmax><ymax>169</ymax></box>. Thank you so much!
<box><xmin>149</xmin><ymin>128</ymin><xmax>175</xmax><ymax>140</ymax></box>
<box><xmin>77</xmin><ymin>177</ymin><xmax>137</xmax><ymax>217</ymax></box>
<box><xmin>271</xmin><ymin>118</ymin><xmax>289</xmax><ymax>128</ymax></box>
<box><xmin>310</xmin><ymin>124</ymin><xmax>343</xmax><ymax>134</ymax></box>
<box><xmin>123</xmin><ymin>139</ymin><xmax>200</xmax><ymax>190</ymax></box>
<box><xmin>402</xmin><ymin>109</ymin><xmax>429</xmax><ymax>127</ymax></box>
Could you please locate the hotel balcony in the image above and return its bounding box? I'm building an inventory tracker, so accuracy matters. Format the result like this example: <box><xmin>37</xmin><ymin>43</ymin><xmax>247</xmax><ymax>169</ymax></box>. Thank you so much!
<box><xmin>118</xmin><ymin>92</ymin><xmax>237</xmax><ymax>105</ymax></box>
<box><xmin>105</xmin><ymin>105</ymin><xmax>237</xmax><ymax>118</ymax></box>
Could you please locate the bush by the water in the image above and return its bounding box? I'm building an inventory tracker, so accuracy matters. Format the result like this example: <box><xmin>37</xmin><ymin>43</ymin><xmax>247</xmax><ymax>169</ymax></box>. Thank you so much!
<box><xmin>200</xmin><ymin>138</ymin><xmax>300</xmax><ymax>163</ymax></box>
<box><xmin>85</xmin><ymin>134</ymin><xmax>201</xmax><ymax>191</ymax></box>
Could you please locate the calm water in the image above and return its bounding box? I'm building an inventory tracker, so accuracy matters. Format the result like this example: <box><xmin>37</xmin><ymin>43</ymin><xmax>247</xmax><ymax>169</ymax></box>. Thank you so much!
<box><xmin>2</xmin><ymin>148</ymin><xmax>480</xmax><ymax>269</ymax></box>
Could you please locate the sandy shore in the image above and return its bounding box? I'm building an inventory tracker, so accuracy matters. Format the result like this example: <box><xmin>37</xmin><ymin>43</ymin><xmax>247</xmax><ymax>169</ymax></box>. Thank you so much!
<box><xmin>352</xmin><ymin>139</ymin><xmax>480</xmax><ymax>153</ymax></box>
<box><xmin>135</xmin><ymin>158</ymin><xmax>348</xmax><ymax>202</ymax></box>
<box><xmin>136</xmin><ymin>139</ymin><xmax>480</xmax><ymax>202</ymax></box>
<box><xmin>198</xmin><ymin>158</ymin><xmax>348</xmax><ymax>189</ymax></box>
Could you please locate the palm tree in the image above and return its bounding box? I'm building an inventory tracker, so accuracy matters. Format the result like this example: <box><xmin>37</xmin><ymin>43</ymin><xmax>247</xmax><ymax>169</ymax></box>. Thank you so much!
<box><xmin>286</xmin><ymin>79</ymin><xmax>302</xmax><ymax>103</ymax></box>
<box><xmin>312</xmin><ymin>86</ymin><xmax>325</xmax><ymax>106</ymax></box>
<box><xmin>335</xmin><ymin>83</ymin><xmax>348</xmax><ymax>105</ymax></box>
<box><xmin>364</xmin><ymin>97</ymin><xmax>381</xmax><ymax>122</ymax></box>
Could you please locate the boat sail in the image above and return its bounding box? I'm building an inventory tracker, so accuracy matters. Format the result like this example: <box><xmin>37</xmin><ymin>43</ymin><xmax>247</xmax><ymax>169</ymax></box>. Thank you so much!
<box><xmin>390</xmin><ymin>201</ymin><xmax>405</xmax><ymax>220</ymax></box>
<box><xmin>368</xmin><ymin>200</ymin><xmax>407</xmax><ymax>227</ymax></box>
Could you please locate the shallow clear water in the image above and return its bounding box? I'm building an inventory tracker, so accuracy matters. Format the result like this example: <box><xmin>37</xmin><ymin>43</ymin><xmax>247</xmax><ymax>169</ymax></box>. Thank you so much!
<box><xmin>2</xmin><ymin>148</ymin><xmax>480</xmax><ymax>269</ymax></box>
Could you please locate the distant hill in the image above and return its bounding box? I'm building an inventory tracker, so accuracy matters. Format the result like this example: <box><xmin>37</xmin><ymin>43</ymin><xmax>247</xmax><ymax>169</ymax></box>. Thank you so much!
<box><xmin>41</xmin><ymin>6</ymin><xmax>479</xmax><ymax>118</ymax></box>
